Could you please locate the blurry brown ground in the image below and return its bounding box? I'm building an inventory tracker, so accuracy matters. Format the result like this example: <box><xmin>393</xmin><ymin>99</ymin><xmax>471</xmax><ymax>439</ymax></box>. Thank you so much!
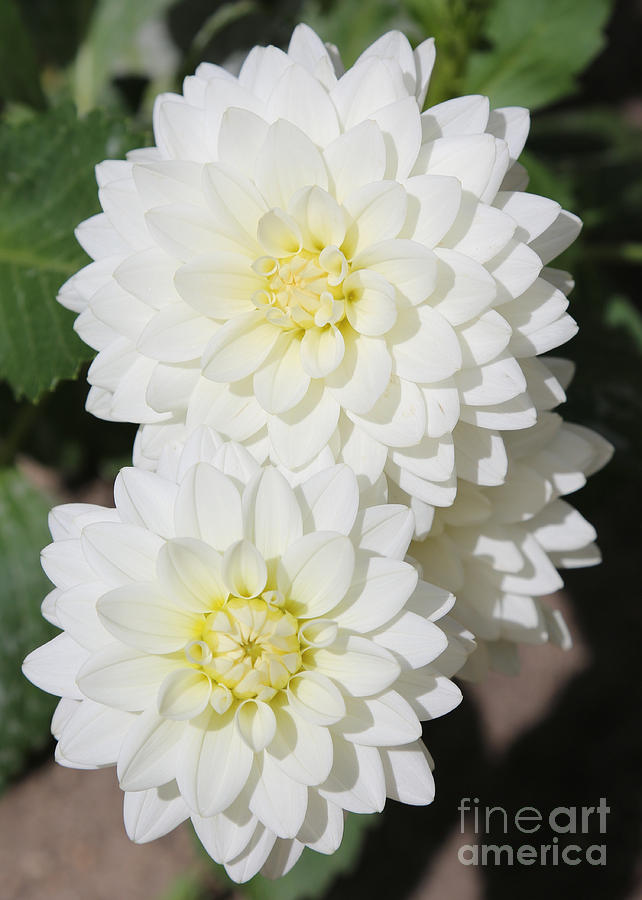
<box><xmin>5</xmin><ymin>583</ymin><xmax>637</xmax><ymax>900</ymax></box>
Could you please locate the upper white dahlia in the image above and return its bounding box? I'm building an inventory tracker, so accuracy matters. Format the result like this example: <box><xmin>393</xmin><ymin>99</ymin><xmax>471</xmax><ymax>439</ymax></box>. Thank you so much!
<box><xmin>60</xmin><ymin>25</ymin><xmax>580</xmax><ymax>510</ymax></box>
<box><xmin>410</xmin><ymin>410</ymin><xmax>613</xmax><ymax>679</ymax></box>
<box><xmin>23</xmin><ymin>428</ymin><xmax>464</xmax><ymax>882</ymax></box>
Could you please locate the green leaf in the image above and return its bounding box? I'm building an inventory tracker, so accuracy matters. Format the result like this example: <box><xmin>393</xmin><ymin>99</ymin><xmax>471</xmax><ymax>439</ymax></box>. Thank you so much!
<box><xmin>0</xmin><ymin>0</ymin><xmax>46</xmax><ymax>110</ymax></box>
<box><xmin>72</xmin><ymin>0</ymin><xmax>179</xmax><ymax>114</ymax></box>
<box><xmin>0</xmin><ymin>467</ymin><xmax>56</xmax><ymax>792</ymax></box>
<box><xmin>465</xmin><ymin>0</ymin><xmax>612</xmax><ymax>109</ymax></box>
<box><xmin>605</xmin><ymin>296</ymin><xmax>642</xmax><ymax>355</ymax></box>
<box><xmin>205</xmin><ymin>812</ymin><xmax>377</xmax><ymax>900</ymax></box>
<box><xmin>0</xmin><ymin>103</ymin><xmax>147</xmax><ymax>402</ymax></box>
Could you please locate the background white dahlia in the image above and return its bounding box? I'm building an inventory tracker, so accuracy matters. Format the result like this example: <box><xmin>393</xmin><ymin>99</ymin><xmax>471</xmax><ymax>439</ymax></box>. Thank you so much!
<box><xmin>60</xmin><ymin>24</ymin><xmax>579</xmax><ymax>513</ymax></box>
<box><xmin>23</xmin><ymin>429</ymin><xmax>465</xmax><ymax>882</ymax></box>
<box><xmin>410</xmin><ymin>410</ymin><xmax>613</xmax><ymax>679</ymax></box>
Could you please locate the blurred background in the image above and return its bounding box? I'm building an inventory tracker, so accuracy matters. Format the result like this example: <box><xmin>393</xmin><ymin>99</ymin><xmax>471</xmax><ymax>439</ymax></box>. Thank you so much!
<box><xmin>0</xmin><ymin>0</ymin><xmax>641</xmax><ymax>897</ymax></box>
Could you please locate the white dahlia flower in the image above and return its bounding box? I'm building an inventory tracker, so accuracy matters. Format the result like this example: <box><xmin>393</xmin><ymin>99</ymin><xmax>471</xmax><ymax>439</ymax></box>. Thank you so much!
<box><xmin>60</xmin><ymin>24</ymin><xmax>579</xmax><ymax>509</ymax></box>
<box><xmin>410</xmin><ymin>411</ymin><xmax>613</xmax><ymax>679</ymax></box>
<box><xmin>23</xmin><ymin>429</ymin><xmax>465</xmax><ymax>882</ymax></box>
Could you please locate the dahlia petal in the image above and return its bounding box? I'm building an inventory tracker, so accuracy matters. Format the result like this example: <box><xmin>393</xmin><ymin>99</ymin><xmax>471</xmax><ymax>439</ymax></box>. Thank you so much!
<box><xmin>124</xmin><ymin>781</ymin><xmax>189</xmax><ymax>843</ymax></box>
<box><xmin>114</xmin><ymin>468</ymin><xmax>178</xmax><ymax>538</ymax></box>
<box><xmin>369</xmin><ymin>96</ymin><xmax>422</xmax><ymax>180</ymax></box>
<box><xmin>336</xmin><ymin>420</ymin><xmax>388</xmax><ymax>489</ymax></box>
<box><xmin>289</xmin><ymin>185</ymin><xmax>346</xmax><ymax>250</ymax></box>
<box><xmin>236</xmin><ymin>700</ymin><xmax>277</xmax><ymax>752</ymax></box>
<box><xmin>413</xmin><ymin>38</ymin><xmax>435</xmax><ymax>105</ymax></box>
<box><xmin>255</xmin><ymin>119</ymin><xmax>328</xmax><ymax>209</ymax></box>
<box><xmin>278</xmin><ymin>532</ymin><xmax>355</xmax><ymax>618</ymax></box>
<box><xmin>249</xmin><ymin>754</ymin><xmax>308</xmax><ymax>838</ymax></box>
<box><xmin>352</xmin><ymin>238</ymin><xmax>437</xmax><ymax>306</ymax></box>
<box><xmin>153</xmin><ymin>96</ymin><xmax>209</xmax><ymax>161</ymax></box>
<box><xmin>494</xmin><ymin>191</ymin><xmax>561</xmax><ymax>243</ymax></box>
<box><xmin>192</xmin><ymin>799</ymin><xmax>257</xmax><ymax>864</ymax></box>
<box><xmin>178</xmin><ymin>707</ymin><xmax>254</xmax><ymax>816</ymax></box>
<box><xmin>223</xmin><ymin>823</ymin><xmax>277</xmax><ymax>883</ymax></box>
<box><xmin>456</xmin><ymin>354</ymin><xmax>527</xmax><ymax>407</ymax></box>
<box><xmin>396</xmin><ymin>668</ymin><xmax>463</xmax><ymax>720</ymax></box>
<box><xmin>90</xmin><ymin>281</ymin><xmax>152</xmax><ymax>341</ymax></box>
<box><xmin>380</xmin><ymin>741</ymin><xmax>435</xmax><ymax>804</ymax></box>
<box><xmin>330</xmin><ymin>57</ymin><xmax>407</xmax><ymax>129</ymax></box>
<box><xmin>457</xmin><ymin>309</ymin><xmax>512</xmax><ymax>367</ymax></box>
<box><xmin>339</xmin><ymin>690</ymin><xmax>421</xmax><ymax>746</ymax></box>
<box><xmin>175</xmin><ymin>253</ymin><xmax>262</xmax><ymax>319</ymax></box>
<box><xmin>323</xmin><ymin>120</ymin><xmax>387</xmax><ymax>202</ymax></box>
<box><xmin>287</xmin><ymin>24</ymin><xmax>338</xmax><ymax>91</ymax></box>
<box><xmin>80</xmin><ymin>522</ymin><xmax>162</xmax><ymax>586</ymax></box>
<box><xmin>261</xmin><ymin>838</ymin><xmax>305</xmax><ymax>879</ymax></box>
<box><xmin>318</xmin><ymin>737</ymin><xmax>386</xmax><ymax>813</ymax></box>
<box><xmin>356</xmin><ymin>30</ymin><xmax>416</xmax><ymax>95</ymax></box>
<box><xmin>75</xmin><ymin>213</ymin><xmax>129</xmax><ymax>260</ymax></box>
<box><xmin>530</xmin><ymin>499</ymin><xmax>596</xmax><ymax>552</ymax></box>
<box><xmin>420</xmin><ymin>95</ymin><xmax>490</xmax><ymax>141</ymax></box>
<box><xmin>389</xmin><ymin>305</ymin><xmax>461</xmax><ymax>382</ymax></box>
<box><xmin>186</xmin><ymin>377</ymin><xmax>267</xmax><ymax>442</ymax></box>
<box><xmin>55</xmin><ymin>583</ymin><xmax>112</xmax><ymax>651</ymax></box>
<box><xmin>373</xmin><ymin>611</ymin><xmax>448</xmax><ymax>668</ymax></box>
<box><xmin>131</xmin><ymin>160</ymin><xmax>204</xmax><ymax>209</ymax></box>
<box><xmin>454</xmin><ymin>422</ymin><xmax>508</xmax><ymax>486</ymax></box>
<box><xmin>332</xmin><ymin>555</ymin><xmax>418</xmax><ymax>633</ymax></box>
<box><xmin>421</xmin><ymin>381</ymin><xmax>460</xmax><ymax>439</ymax></box>
<box><xmin>203</xmin><ymin>163</ymin><xmax>267</xmax><ymax>241</ymax></box>
<box><xmin>253</xmin><ymin>333</ymin><xmax>310</xmax><ymax>414</ymax></box>
<box><xmin>247</xmin><ymin>468</ymin><xmax>303</xmax><ymax>563</ymax></box>
<box><xmin>307</xmin><ymin>635</ymin><xmax>400</xmax><ymax>696</ymax></box>
<box><xmin>487</xmin><ymin>239</ymin><xmax>542</xmax><ymax>301</ymax></box>
<box><xmin>174</xmin><ymin>462</ymin><xmax>243</xmax><ymax>551</ymax></box>
<box><xmin>22</xmin><ymin>633</ymin><xmax>87</xmax><ymax>699</ymax></box>
<box><xmin>217</xmin><ymin>107</ymin><xmax>269</xmax><ymax>180</ymax></box>
<box><xmin>286</xmin><ymin>671</ymin><xmax>346</xmax><ymax>726</ymax></box>
<box><xmin>431</xmin><ymin>248</ymin><xmax>496</xmax><ymax>326</ymax></box>
<box><xmin>202</xmin><ymin>313</ymin><xmax>281</xmax><ymax>383</ymax></box>
<box><xmin>443</xmin><ymin>196</ymin><xmax>516</xmax><ymax>263</ymax></box>
<box><xmin>117</xmin><ymin>708</ymin><xmax>185</xmax><ymax>791</ymax></box>
<box><xmin>145</xmin><ymin>203</ymin><xmax>230</xmax><ymax>262</ymax></box>
<box><xmin>268</xmin><ymin>702</ymin><xmax>333</xmax><ymax>785</ymax></box>
<box><xmin>268</xmin><ymin>382</ymin><xmax>340</xmax><ymax>469</ymax></box>
<box><xmin>58</xmin><ymin>700</ymin><xmax>133</xmax><ymax>767</ymax></box>
<box><xmin>343</xmin><ymin>181</ymin><xmax>407</xmax><ymax>257</ymax></box>
<box><xmin>344</xmin><ymin>270</ymin><xmax>397</xmax><ymax>336</ymax></box>
<box><xmin>239</xmin><ymin>41</ymin><xmax>291</xmax><ymax>94</ymax></box>
<box><xmin>487</xmin><ymin>107</ymin><xmax>530</xmax><ymax>162</ymax></box>
<box><xmin>267</xmin><ymin>63</ymin><xmax>340</xmax><ymax>146</ymax></box>
<box><xmin>460</xmin><ymin>393</ymin><xmax>537</xmax><ymax>431</ymax></box>
<box><xmin>401</xmin><ymin>175</ymin><xmax>462</xmax><ymax>247</ymax></box>
<box><xmin>325</xmin><ymin>333</ymin><xmax>392</xmax><ymax>416</ymax></box>
<box><xmin>296</xmin><ymin>793</ymin><xmax>344</xmax><ymax>854</ymax></box>
<box><xmin>297</xmin><ymin>464</ymin><xmax>359</xmax><ymax>535</ymax></box>
<box><xmin>158</xmin><ymin>669</ymin><xmax>212</xmax><ymax>720</ymax></box>
<box><xmin>353</xmin><ymin>504</ymin><xmax>414</xmax><ymax>560</ymax></box>
<box><xmin>415</xmin><ymin>133</ymin><xmax>497</xmax><ymax>198</ymax></box>
<box><xmin>40</xmin><ymin>539</ymin><xmax>95</xmax><ymax>589</ymax></box>
<box><xmin>348</xmin><ymin>377</ymin><xmax>426</xmax><ymax>449</ymax></box>
<box><xmin>97</xmin><ymin>583</ymin><xmax>198</xmax><ymax>654</ymax></box>
<box><xmin>300</xmin><ymin>326</ymin><xmax>345</xmax><ymax>377</ymax></box>
<box><xmin>77</xmin><ymin>643</ymin><xmax>183</xmax><ymax>711</ymax></box>
<box><xmin>222</xmin><ymin>539</ymin><xmax>268</xmax><ymax>599</ymax></box>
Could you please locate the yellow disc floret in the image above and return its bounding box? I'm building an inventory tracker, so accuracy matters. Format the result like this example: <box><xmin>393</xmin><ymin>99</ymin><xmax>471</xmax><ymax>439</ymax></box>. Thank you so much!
<box><xmin>184</xmin><ymin>594</ymin><xmax>303</xmax><ymax>703</ymax></box>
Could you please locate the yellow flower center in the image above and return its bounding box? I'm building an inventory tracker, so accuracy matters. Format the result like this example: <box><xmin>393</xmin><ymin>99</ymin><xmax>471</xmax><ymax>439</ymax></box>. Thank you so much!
<box><xmin>251</xmin><ymin>246</ymin><xmax>350</xmax><ymax>331</ymax></box>
<box><xmin>184</xmin><ymin>595</ymin><xmax>303</xmax><ymax>705</ymax></box>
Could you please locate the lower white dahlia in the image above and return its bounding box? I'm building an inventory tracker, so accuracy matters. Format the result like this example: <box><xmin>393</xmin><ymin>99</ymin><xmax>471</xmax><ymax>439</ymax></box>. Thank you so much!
<box><xmin>23</xmin><ymin>429</ymin><xmax>465</xmax><ymax>882</ymax></box>
<box><xmin>409</xmin><ymin>412</ymin><xmax>613</xmax><ymax>679</ymax></box>
<box><xmin>60</xmin><ymin>24</ymin><xmax>579</xmax><ymax>511</ymax></box>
